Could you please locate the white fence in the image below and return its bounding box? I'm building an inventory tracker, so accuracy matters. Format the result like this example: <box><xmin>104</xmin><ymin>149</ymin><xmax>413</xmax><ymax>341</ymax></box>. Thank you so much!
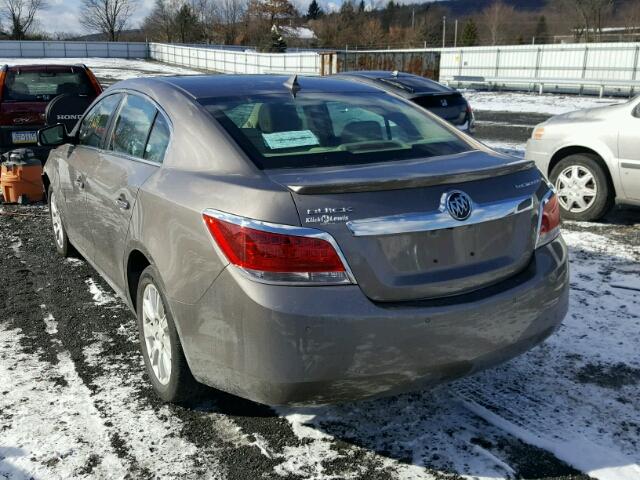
<box><xmin>0</xmin><ymin>41</ymin><xmax>148</xmax><ymax>58</ymax></box>
<box><xmin>149</xmin><ymin>43</ymin><xmax>321</xmax><ymax>75</ymax></box>
<box><xmin>438</xmin><ymin>42</ymin><xmax>640</xmax><ymax>94</ymax></box>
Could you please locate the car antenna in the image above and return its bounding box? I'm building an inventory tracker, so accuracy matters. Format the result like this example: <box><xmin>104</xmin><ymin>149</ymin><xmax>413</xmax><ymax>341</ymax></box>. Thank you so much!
<box><xmin>284</xmin><ymin>74</ymin><xmax>301</xmax><ymax>98</ymax></box>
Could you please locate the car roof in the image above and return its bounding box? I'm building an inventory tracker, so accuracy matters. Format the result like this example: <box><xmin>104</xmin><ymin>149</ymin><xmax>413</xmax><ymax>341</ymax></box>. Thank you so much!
<box><xmin>338</xmin><ymin>70</ymin><xmax>452</xmax><ymax>95</ymax></box>
<box><xmin>148</xmin><ymin>74</ymin><xmax>383</xmax><ymax>99</ymax></box>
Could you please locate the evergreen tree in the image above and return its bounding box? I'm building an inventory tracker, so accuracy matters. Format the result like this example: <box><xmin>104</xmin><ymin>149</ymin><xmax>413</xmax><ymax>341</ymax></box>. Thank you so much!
<box><xmin>358</xmin><ymin>0</ymin><xmax>365</xmax><ymax>13</ymax></box>
<box><xmin>269</xmin><ymin>24</ymin><xmax>287</xmax><ymax>52</ymax></box>
<box><xmin>534</xmin><ymin>15</ymin><xmax>549</xmax><ymax>44</ymax></box>
<box><xmin>306</xmin><ymin>0</ymin><xmax>323</xmax><ymax>20</ymax></box>
<box><xmin>460</xmin><ymin>18</ymin><xmax>479</xmax><ymax>46</ymax></box>
<box><xmin>175</xmin><ymin>4</ymin><xmax>201</xmax><ymax>43</ymax></box>
<box><xmin>381</xmin><ymin>0</ymin><xmax>395</xmax><ymax>31</ymax></box>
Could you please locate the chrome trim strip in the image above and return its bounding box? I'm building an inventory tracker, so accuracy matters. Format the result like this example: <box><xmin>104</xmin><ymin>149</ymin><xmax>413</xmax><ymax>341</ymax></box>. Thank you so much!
<box><xmin>621</xmin><ymin>162</ymin><xmax>640</xmax><ymax>170</ymax></box>
<box><xmin>201</xmin><ymin>209</ymin><xmax>357</xmax><ymax>285</ymax></box>
<box><xmin>346</xmin><ymin>194</ymin><xmax>535</xmax><ymax>237</ymax></box>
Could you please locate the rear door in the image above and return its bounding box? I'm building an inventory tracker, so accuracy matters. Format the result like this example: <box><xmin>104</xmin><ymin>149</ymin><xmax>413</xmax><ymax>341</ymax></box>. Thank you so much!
<box><xmin>85</xmin><ymin>93</ymin><xmax>169</xmax><ymax>289</ymax></box>
<box><xmin>57</xmin><ymin>93</ymin><xmax>123</xmax><ymax>257</ymax></box>
<box><xmin>617</xmin><ymin>106</ymin><xmax>640</xmax><ymax>200</ymax></box>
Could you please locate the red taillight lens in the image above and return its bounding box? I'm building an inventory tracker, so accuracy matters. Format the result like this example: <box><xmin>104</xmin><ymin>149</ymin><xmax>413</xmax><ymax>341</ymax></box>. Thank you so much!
<box><xmin>0</xmin><ymin>68</ymin><xmax>6</xmax><ymax>103</ymax></box>
<box><xmin>536</xmin><ymin>193</ymin><xmax>561</xmax><ymax>248</ymax></box>
<box><xmin>203</xmin><ymin>212</ymin><xmax>351</xmax><ymax>284</ymax></box>
<box><xmin>84</xmin><ymin>67</ymin><xmax>103</xmax><ymax>96</ymax></box>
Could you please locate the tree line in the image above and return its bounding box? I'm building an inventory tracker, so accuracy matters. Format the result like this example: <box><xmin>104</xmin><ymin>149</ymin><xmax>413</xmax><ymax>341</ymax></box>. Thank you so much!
<box><xmin>2</xmin><ymin>0</ymin><xmax>640</xmax><ymax>49</ymax></box>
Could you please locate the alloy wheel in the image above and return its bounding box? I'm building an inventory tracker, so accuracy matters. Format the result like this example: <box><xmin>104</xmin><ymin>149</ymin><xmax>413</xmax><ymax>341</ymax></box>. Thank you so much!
<box><xmin>50</xmin><ymin>193</ymin><xmax>64</xmax><ymax>249</ymax></box>
<box><xmin>555</xmin><ymin>165</ymin><xmax>597</xmax><ymax>213</ymax></box>
<box><xmin>142</xmin><ymin>283</ymin><xmax>172</xmax><ymax>385</ymax></box>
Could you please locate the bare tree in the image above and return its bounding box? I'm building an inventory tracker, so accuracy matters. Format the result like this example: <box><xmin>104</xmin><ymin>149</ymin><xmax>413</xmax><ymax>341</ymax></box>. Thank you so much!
<box><xmin>80</xmin><ymin>0</ymin><xmax>137</xmax><ymax>41</ymax></box>
<box><xmin>1</xmin><ymin>0</ymin><xmax>47</xmax><ymax>39</ymax></box>
<box><xmin>481</xmin><ymin>1</ymin><xmax>515</xmax><ymax>45</ymax></box>
<box><xmin>143</xmin><ymin>0</ymin><xmax>176</xmax><ymax>42</ymax></box>
<box><xmin>218</xmin><ymin>0</ymin><xmax>247</xmax><ymax>44</ymax></box>
<box><xmin>559</xmin><ymin>0</ymin><xmax>613</xmax><ymax>42</ymax></box>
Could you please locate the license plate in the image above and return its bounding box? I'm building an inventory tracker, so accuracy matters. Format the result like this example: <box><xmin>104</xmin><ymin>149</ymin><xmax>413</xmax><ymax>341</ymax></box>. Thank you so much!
<box><xmin>12</xmin><ymin>131</ymin><xmax>37</xmax><ymax>144</ymax></box>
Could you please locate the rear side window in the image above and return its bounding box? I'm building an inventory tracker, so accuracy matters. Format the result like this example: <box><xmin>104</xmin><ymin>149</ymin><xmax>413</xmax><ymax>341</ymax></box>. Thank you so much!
<box><xmin>109</xmin><ymin>94</ymin><xmax>157</xmax><ymax>159</ymax></box>
<box><xmin>78</xmin><ymin>94</ymin><xmax>123</xmax><ymax>148</ymax></box>
<box><xmin>144</xmin><ymin>114</ymin><xmax>170</xmax><ymax>163</ymax></box>
<box><xmin>3</xmin><ymin>69</ymin><xmax>93</xmax><ymax>102</ymax></box>
<box><xmin>201</xmin><ymin>92</ymin><xmax>471</xmax><ymax>169</ymax></box>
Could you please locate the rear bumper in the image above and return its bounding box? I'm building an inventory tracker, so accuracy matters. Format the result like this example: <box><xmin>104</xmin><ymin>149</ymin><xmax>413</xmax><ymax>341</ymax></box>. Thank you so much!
<box><xmin>171</xmin><ymin>237</ymin><xmax>569</xmax><ymax>405</ymax></box>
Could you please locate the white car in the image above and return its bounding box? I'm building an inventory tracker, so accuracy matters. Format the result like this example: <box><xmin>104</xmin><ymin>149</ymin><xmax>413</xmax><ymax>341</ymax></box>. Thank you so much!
<box><xmin>526</xmin><ymin>97</ymin><xmax>640</xmax><ymax>221</ymax></box>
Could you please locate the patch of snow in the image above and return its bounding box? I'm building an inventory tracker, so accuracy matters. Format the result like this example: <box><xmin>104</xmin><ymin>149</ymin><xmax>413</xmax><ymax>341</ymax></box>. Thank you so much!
<box><xmin>0</xmin><ymin>57</ymin><xmax>201</xmax><ymax>83</ymax></box>
<box><xmin>0</xmin><ymin>323</ymin><xmax>127</xmax><ymax>479</ymax></box>
<box><xmin>64</xmin><ymin>257</ymin><xmax>84</xmax><ymax>267</ymax></box>
<box><xmin>9</xmin><ymin>237</ymin><xmax>22</xmax><ymax>257</ymax></box>
<box><xmin>464</xmin><ymin>90</ymin><xmax>626</xmax><ymax>115</ymax></box>
<box><xmin>275</xmin><ymin>227</ymin><xmax>640</xmax><ymax>480</ymax></box>
<box><xmin>481</xmin><ymin>139</ymin><xmax>526</xmax><ymax>158</ymax></box>
<box><xmin>85</xmin><ymin>278</ymin><xmax>119</xmax><ymax>306</ymax></box>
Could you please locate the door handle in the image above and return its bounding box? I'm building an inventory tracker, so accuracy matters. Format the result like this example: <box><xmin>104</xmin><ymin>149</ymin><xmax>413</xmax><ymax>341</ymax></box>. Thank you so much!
<box><xmin>115</xmin><ymin>195</ymin><xmax>130</xmax><ymax>210</ymax></box>
<box><xmin>74</xmin><ymin>176</ymin><xmax>84</xmax><ymax>189</ymax></box>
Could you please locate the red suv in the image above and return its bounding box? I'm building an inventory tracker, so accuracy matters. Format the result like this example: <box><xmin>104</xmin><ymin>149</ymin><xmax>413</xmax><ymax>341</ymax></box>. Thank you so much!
<box><xmin>0</xmin><ymin>64</ymin><xmax>103</xmax><ymax>157</ymax></box>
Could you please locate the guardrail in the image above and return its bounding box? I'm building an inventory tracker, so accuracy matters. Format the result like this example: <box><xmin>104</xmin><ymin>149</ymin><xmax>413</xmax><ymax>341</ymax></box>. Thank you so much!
<box><xmin>0</xmin><ymin>40</ymin><xmax>148</xmax><ymax>58</ymax></box>
<box><xmin>149</xmin><ymin>43</ymin><xmax>322</xmax><ymax>75</ymax></box>
<box><xmin>439</xmin><ymin>42</ymin><xmax>640</xmax><ymax>96</ymax></box>
<box><xmin>446</xmin><ymin>76</ymin><xmax>640</xmax><ymax>97</ymax></box>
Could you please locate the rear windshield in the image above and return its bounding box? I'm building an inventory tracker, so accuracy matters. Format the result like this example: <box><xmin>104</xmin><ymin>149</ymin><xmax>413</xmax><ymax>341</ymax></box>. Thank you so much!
<box><xmin>200</xmin><ymin>92</ymin><xmax>472</xmax><ymax>169</ymax></box>
<box><xmin>3</xmin><ymin>69</ymin><xmax>93</xmax><ymax>102</ymax></box>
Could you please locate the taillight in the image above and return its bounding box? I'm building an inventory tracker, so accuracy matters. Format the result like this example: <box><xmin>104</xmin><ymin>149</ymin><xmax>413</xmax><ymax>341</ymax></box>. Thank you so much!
<box><xmin>202</xmin><ymin>210</ymin><xmax>354</xmax><ymax>285</ymax></box>
<box><xmin>0</xmin><ymin>67</ymin><xmax>6</xmax><ymax>103</ymax></box>
<box><xmin>84</xmin><ymin>67</ymin><xmax>103</xmax><ymax>95</ymax></box>
<box><xmin>536</xmin><ymin>192</ymin><xmax>561</xmax><ymax>248</ymax></box>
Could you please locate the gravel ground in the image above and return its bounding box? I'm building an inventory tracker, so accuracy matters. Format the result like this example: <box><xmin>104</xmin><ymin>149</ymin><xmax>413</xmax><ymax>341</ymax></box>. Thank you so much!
<box><xmin>1</xmin><ymin>60</ymin><xmax>640</xmax><ymax>479</ymax></box>
<box><xmin>2</xmin><ymin>203</ymin><xmax>638</xmax><ymax>480</ymax></box>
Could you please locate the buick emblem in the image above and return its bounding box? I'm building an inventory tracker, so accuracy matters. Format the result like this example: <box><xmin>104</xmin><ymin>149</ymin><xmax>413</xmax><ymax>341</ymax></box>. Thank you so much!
<box><xmin>444</xmin><ymin>190</ymin><xmax>473</xmax><ymax>221</ymax></box>
<box><xmin>440</xmin><ymin>99</ymin><xmax>448</xmax><ymax>107</ymax></box>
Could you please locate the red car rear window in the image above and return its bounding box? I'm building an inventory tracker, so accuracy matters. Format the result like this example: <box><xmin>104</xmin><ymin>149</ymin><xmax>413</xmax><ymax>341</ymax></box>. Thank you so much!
<box><xmin>3</xmin><ymin>68</ymin><xmax>94</xmax><ymax>102</ymax></box>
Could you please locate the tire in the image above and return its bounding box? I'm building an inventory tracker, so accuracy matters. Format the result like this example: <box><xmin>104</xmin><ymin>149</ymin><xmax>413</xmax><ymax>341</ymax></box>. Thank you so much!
<box><xmin>136</xmin><ymin>265</ymin><xmax>198</xmax><ymax>403</ymax></box>
<box><xmin>48</xmin><ymin>185</ymin><xmax>74</xmax><ymax>257</ymax></box>
<box><xmin>549</xmin><ymin>154</ymin><xmax>613</xmax><ymax>221</ymax></box>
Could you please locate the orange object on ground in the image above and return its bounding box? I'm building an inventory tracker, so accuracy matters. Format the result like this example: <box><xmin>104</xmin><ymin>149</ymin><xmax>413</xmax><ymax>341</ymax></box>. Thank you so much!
<box><xmin>1</xmin><ymin>151</ymin><xmax>44</xmax><ymax>203</ymax></box>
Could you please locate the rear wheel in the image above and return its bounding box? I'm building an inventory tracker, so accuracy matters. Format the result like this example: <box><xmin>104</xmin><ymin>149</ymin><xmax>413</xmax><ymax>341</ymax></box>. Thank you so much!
<box><xmin>549</xmin><ymin>154</ymin><xmax>613</xmax><ymax>221</ymax></box>
<box><xmin>136</xmin><ymin>265</ymin><xmax>198</xmax><ymax>403</ymax></box>
<box><xmin>48</xmin><ymin>186</ymin><xmax>73</xmax><ymax>257</ymax></box>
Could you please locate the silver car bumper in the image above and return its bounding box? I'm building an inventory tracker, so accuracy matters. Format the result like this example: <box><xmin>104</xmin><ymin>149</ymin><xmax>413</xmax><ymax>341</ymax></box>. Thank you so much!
<box><xmin>526</xmin><ymin>138</ymin><xmax>553</xmax><ymax>177</ymax></box>
<box><xmin>171</xmin><ymin>237</ymin><xmax>569</xmax><ymax>405</ymax></box>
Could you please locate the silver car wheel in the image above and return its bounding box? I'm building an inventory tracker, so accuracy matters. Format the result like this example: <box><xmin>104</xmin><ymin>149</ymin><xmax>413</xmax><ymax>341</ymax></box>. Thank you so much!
<box><xmin>555</xmin><ymin>165</ymin><xmax>597</xmax><ymax>213</ymax></box>
<box><xmin>50</xmin><ymin>192</ymin><xmax>64</xmax><ymax>249</ymax></box>
<box><xmin>142</xmin><ymin>283</ymin><xmax>172</xmax><ymax>386</ymax></box>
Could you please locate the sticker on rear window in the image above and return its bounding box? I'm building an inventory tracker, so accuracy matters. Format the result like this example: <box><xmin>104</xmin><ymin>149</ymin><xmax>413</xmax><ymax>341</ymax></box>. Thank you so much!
<box><xmin>262</xmin><ymin>130</ymin><xmax>319</xmax><ymax>150</ymax></box>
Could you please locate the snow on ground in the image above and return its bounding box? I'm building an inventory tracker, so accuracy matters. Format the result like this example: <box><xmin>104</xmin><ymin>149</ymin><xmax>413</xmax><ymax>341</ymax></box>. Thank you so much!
<box><xmin>277</xmin><ymin>229</ymin><xmax>640</xmax><ymax>480</ymax></box>
<box><xmin>465</xmin><ymin>90</ymin><xmax>627</xmax><ymax>115</ymax></box>
<box><xmin>0</xmin><ymin>57</ymin><xmax>201</xmax><ymax>84</ymax></box>
<box><xmin>481</xmin><ymin>139</ymin><xmax>526</xmax><ymax>158</ymax></box>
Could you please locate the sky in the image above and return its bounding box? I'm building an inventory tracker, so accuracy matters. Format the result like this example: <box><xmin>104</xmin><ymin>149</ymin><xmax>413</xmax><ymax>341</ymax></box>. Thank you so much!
<box><xmin>37</xmin><ymin>0</ymin><xmax>157</xmax><ymax>36</ymax></box>
<box><xmin>36</xmin><ymin>0</ymin><xmax>402</xmax><ymax>36</ymax></box>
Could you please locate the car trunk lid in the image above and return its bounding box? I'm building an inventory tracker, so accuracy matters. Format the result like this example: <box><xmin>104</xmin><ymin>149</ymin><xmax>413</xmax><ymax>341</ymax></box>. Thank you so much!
<box><xmin>267</xmin><ymin>150</ymin><xmax>543</xmax><ymax>302</ymax></box>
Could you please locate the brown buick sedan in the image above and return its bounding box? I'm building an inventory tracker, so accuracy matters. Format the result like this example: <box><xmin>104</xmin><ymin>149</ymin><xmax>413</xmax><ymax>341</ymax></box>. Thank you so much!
<box><xmin>39</xmin><ymin>75</ymin><xmax>569</xmax><ymax>405</ymax></box>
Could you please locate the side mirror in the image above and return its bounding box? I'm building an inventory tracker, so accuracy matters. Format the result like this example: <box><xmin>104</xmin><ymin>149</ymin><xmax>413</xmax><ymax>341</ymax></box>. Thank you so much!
<box><xmin>38</xmin><ymin>123</ymin><xmax>72</xmax><ymax>147</ymax></box>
